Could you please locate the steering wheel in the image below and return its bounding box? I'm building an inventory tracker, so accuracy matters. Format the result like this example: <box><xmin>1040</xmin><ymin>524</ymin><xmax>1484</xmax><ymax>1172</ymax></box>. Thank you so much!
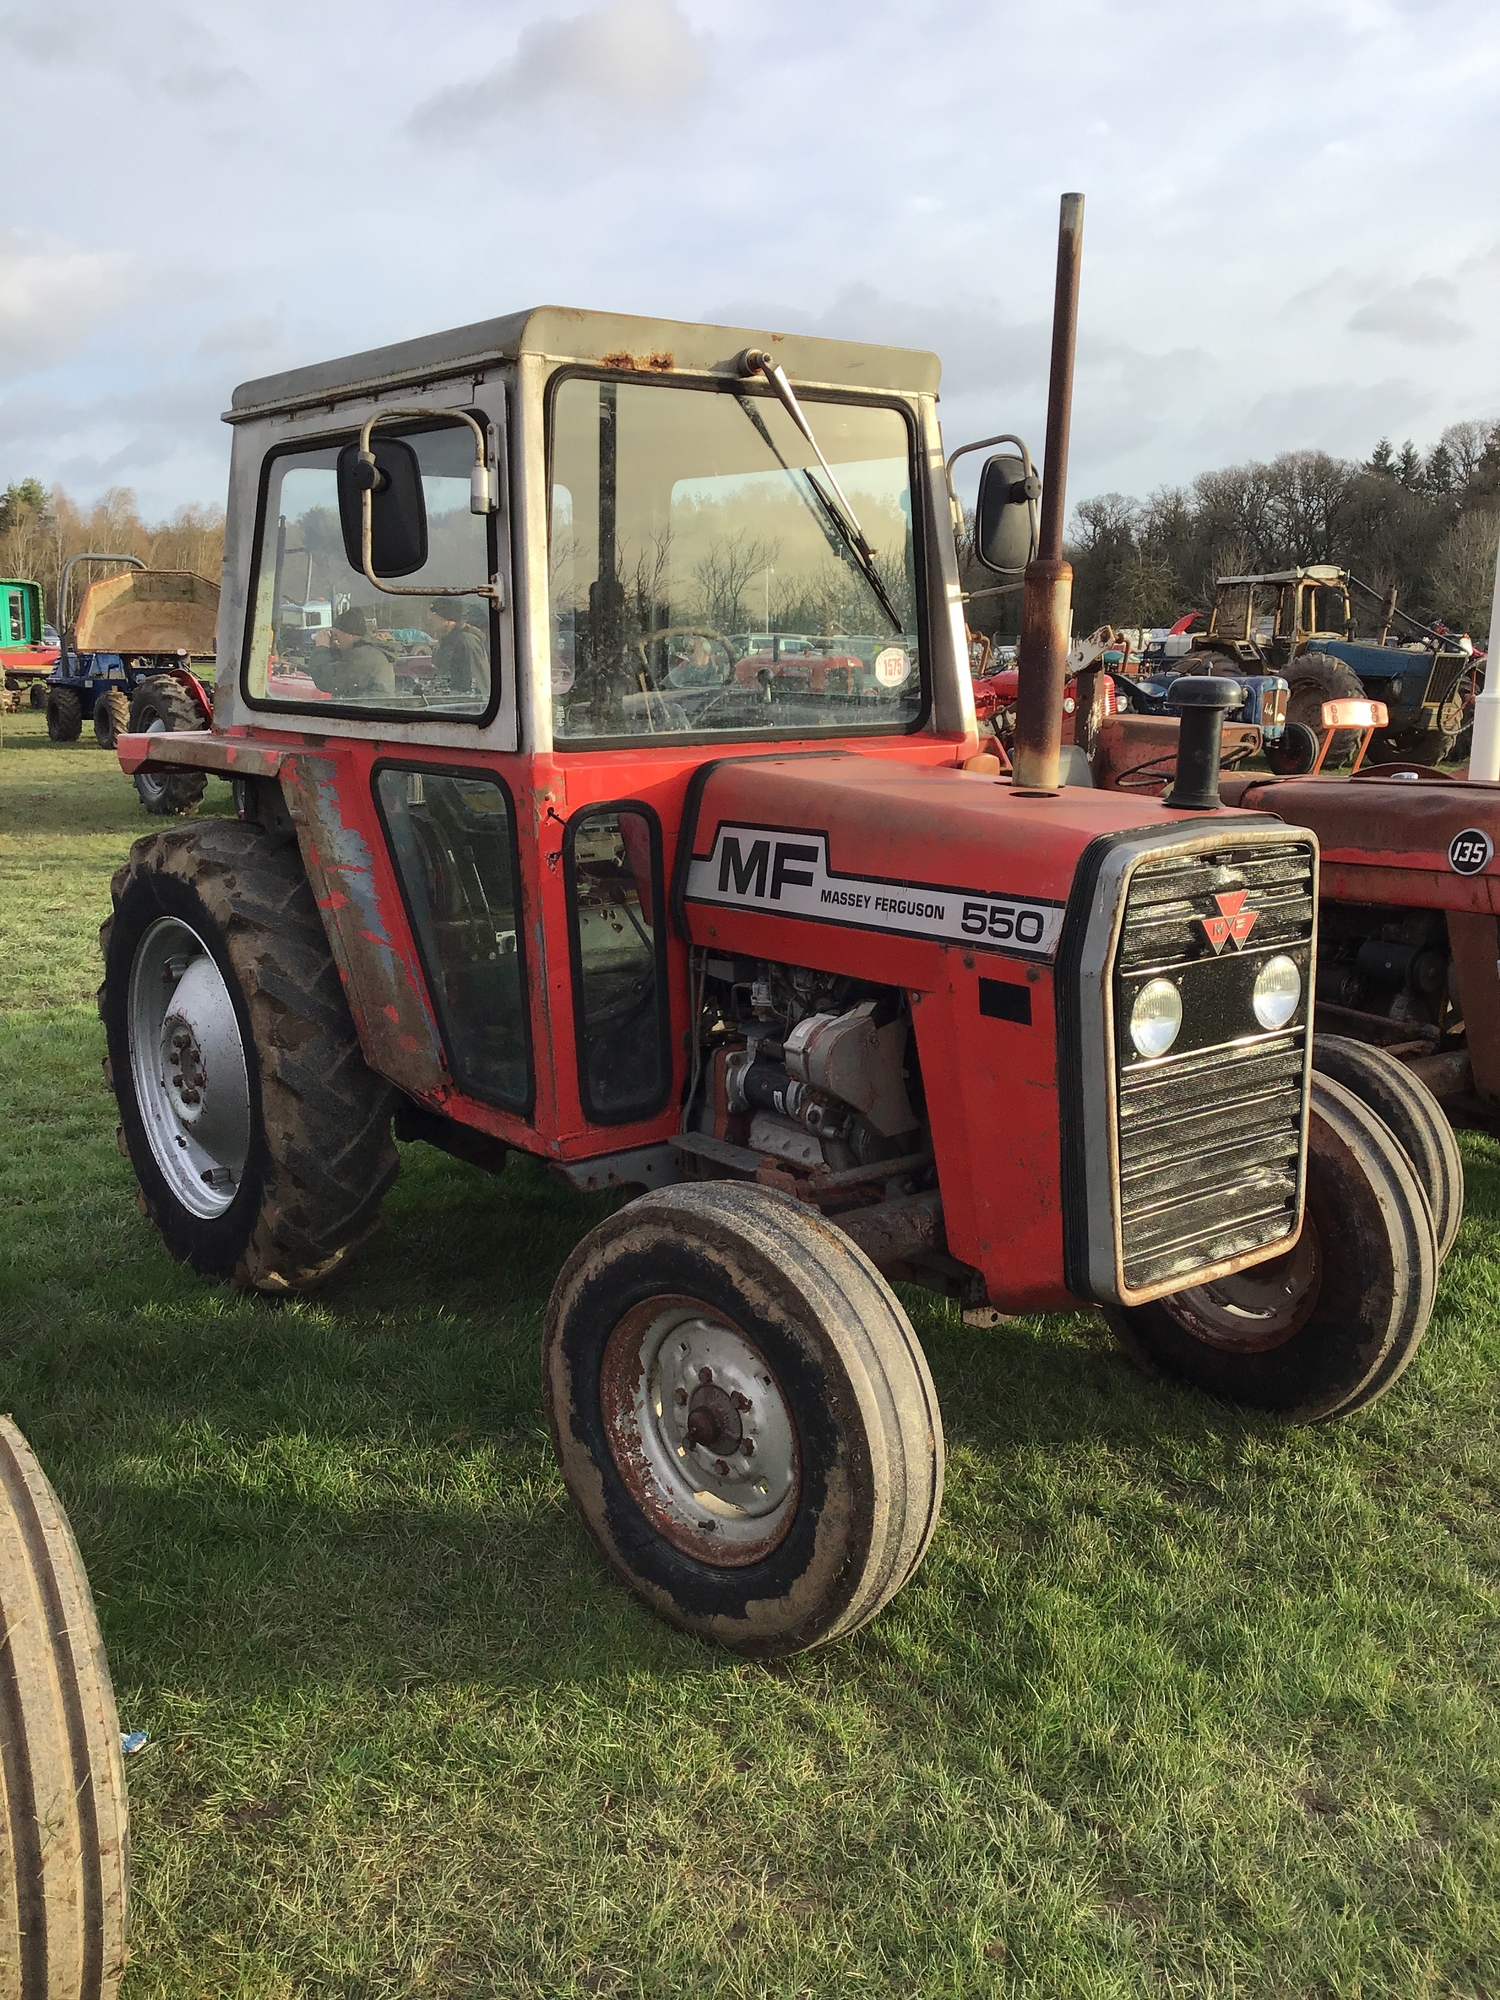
<box><xmin>633</xmin><ymin>626</ymin><xmax>737</xmax><ymax>689</ymax></box>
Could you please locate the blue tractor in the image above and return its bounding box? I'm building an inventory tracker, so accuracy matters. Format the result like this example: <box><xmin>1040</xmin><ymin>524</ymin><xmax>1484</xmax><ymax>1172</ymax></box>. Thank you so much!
<box><xmin>1177</xmin><ymin>565</ymin><xmax>1471</xmax><ymax>772</ymax></box>
<box><xmin>44</xmin><ymin>555</ymin><xmax>218</xmax><ymax>812</ymax></box>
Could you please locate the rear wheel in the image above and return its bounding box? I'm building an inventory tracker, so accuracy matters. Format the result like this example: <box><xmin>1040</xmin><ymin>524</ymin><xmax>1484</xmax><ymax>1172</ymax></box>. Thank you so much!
<box><xmin>1285</xmin><ymin>653</ymin><xmax>1364</xmax><ymax>766</ymax></box>
<box><xmin>28</xmin><ymin>683</ymin><xmax>47</xmax><ymax>710</ymax></box>
<box><xmin>99</xmin><ymin>819</ymin><xmax>398</xmax><ymax>1292</ymax></box>
<box><xmin>127</xmin><ymin>676</ymin><xmax>206</xmax><ymax>816</ymax></box>
<box><xmin>1312</xmin><ymin>1033</ymin><xmax>1463</xmax><ymax>1259</ymax></box>
<box><xmin>92</xmin><ymin>689</ymin><xmax>129</xmax><ymax>750</ymax></box>
<box><xmin>0</xmin><ymin>1416</ymin><xmax>128</xmax><ymax>1998</ymax></box>
<box><xmin>1105</xmin><ymin>1074</ymin><xmax>1436</xmax><ymax>1421</ymax></box>
<box><xmin>45</xmin><ymin>689</ymin><xmax>82</xmax><ymax>742</ymax></box>
<box><xmin>544</xmin><ymin>1182</ymin><xmax>944</xmax><ymax>1657</ymax></box>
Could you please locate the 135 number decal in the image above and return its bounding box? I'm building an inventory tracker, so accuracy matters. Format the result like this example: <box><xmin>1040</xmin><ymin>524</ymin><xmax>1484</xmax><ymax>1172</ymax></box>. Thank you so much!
<box><xmin>961</xmin><ymin>899</ymin><xmax>1046</xmax><ymax>944</ymax></box>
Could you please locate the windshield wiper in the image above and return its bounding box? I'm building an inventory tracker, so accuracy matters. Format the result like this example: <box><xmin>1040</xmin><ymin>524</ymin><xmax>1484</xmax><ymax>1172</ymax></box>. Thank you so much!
<box><xmin>738</xmin><ymin>352</ymin><xmax>905</xmax><ymax>634</ymax></box>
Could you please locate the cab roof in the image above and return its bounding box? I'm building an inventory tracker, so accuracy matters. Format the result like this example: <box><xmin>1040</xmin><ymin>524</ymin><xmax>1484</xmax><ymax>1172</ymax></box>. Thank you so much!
<box><xmin>226</xmin><ymin>305</ymin><xmax>942</xmax><ymax>423</ymax></box>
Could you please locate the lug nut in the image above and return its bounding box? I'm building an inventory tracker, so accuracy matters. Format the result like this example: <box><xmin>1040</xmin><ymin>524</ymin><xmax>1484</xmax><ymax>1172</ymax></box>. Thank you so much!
<box><xmin>715</xmin><ymin>1458</ymin><xmax>730</xmax><ymax>1476</ymax></box>
<box><xmin>731</xmin><ymin>1391</ymin><xmax>751</xmax><ymax>1411</ymax></box>
<box><xmin>741</xmin><ymin>1438</ymin><xmax>755</xmax><ymax>1456</ymax></box>
<box><xmin>698</xmin><ymin>1366</ymin><xmax>714</xmax><ymax>1384</ymax></box>
<box><xmin>674</xmin><ymin>1388</ymin><xmax>688</xmax><ymax>1405</ymax></box>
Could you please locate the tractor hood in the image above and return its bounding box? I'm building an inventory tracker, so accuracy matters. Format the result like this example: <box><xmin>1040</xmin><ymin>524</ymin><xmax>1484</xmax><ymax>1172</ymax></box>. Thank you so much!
<box><xmin>675</xmin><ymin>752</ymin><xmax>1281</xmax><ymax>979</ymax></box>
<box><xmin>1223</xmin><ymin>770</ymin><xmax>1500</xmax><ymax>915</ymax></box>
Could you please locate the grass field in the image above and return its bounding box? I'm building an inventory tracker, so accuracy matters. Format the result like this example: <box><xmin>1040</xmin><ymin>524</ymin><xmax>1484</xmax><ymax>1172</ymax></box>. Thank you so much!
<box><xmin>2</xmin><ymin>706</ymin><xmax>1499</xmax><ymax>1998</ymax></box>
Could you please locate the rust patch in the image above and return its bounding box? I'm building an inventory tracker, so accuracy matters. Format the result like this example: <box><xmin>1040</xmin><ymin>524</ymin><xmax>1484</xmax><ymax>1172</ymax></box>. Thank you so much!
<box><xmin>599</xmin><ymin>350</ymin><xmax>674</xmax><ymax>372</ymax></box>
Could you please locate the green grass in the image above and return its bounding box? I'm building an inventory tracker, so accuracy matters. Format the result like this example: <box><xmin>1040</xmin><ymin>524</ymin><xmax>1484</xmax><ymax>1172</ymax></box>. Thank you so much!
<box><xmin>2</xmin><ymin>707</ymin><xmax>1499</xmax><ymax>1997</ymax></box>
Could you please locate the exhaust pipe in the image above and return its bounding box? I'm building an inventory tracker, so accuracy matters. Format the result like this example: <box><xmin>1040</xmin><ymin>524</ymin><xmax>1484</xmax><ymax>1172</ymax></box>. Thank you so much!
<box><xmin>1467</xmin><ymin>527</ymin><xmax>1500</xmax><ymax>782</ymax></box>
<box><xmin>1012</xmin><ymin>193</ymin><xmax>1084</xmax><ymax>794</ymax></box>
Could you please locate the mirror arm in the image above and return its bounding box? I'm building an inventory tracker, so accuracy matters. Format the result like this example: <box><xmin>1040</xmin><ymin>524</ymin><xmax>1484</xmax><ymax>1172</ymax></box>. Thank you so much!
<box><xmin>356</xmin><ymin>406</ymin><xmax>503</xmax><ymax>604</ymax></box>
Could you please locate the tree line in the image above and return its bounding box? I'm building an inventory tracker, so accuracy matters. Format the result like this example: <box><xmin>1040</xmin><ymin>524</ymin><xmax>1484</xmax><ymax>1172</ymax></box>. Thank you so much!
<box><xmin>0</xmin><ymin>480</ymin><xmax>226</xmax><ymax>630</ymax></box>
<box><xmin>1060</xmin><ymin>420</ymin><xmax>1500</xmax><ymax>644</ymax></box>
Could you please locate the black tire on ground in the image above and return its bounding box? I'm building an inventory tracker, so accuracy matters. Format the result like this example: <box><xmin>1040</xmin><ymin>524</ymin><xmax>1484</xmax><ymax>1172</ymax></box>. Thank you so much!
<box><xmin>92</xmin><ymin>689</ymin><xmax>129</xmax><ymax>751</ymax></box>
<box><xmin>1263</xmin><ymin>719</ymin><xmax>1319</xmax><ymax>775</ymax></box>
<box><xmin>28</xmin><ymin>683</ymin><xmax>47</xmax><ymax>710</ymax></box>
<box><xmin>1105</xmin><ymin>1074</ymin><xmax>1436</xmax><ymax>1423</ymax></box>
<box><xmin>544</xmin><ymin>1181</ymin><xmax>945</xmax><ymax>1658</ymax></box>
<box><xmin>126</xmin><ymin>676</ymin><xmax>207</xmax><ymax>817</ymax></box>
<box><xmin>0</xmin><ymin>1415</ymin><xmax>128</xmax><ymax>1998</ymax></box>
<box><xmin>99</xmin><ymin>818</ymin><xmax>398</xmax><ymax>1292</ymax></box>
<box><xmin>1285</xmin><ymin>653</ymin><xmax>1365</xmax><ymax>767</ymax></box>
<box><xmin>1373</xmin><ymin>729</ymin><xmax>1455</xmax><ymax>766</ymax></box>
<box><xmin>45</xmin><ymin>689</ymin><xmax>82</xmax><ymax>742</ymax></box>
<box><xmin>1312</xmin><ymin>1033</ymin><xmax>1463</xmax><ymax>1260</ymax></box>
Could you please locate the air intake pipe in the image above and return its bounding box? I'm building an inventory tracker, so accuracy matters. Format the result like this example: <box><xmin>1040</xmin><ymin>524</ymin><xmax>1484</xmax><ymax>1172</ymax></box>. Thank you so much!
<box><xmin>1162</xmin><ymin>676</ymin><xmax>1245</xmax><ymax>811</ymax></box>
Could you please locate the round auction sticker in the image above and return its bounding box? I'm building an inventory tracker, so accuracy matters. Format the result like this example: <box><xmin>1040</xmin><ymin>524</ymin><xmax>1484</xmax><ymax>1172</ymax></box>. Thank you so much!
<box><xmin>874</xmin><ymin>646</ymin><xmax>910</xmax><ymax>687</ymax></box>
<box><xmin>1448</xmin><ymin>827</ymin><xmax>1493</xmax><ymax>876</ymax></box>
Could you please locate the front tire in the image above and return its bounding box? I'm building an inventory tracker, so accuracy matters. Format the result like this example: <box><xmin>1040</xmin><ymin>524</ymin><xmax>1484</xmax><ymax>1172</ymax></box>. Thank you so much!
<box><xmin>45</xmin><ymin>688</ymin><xmax>82</xmax><ymax>742</ymax></box>
<box><xmin>1285</xmin><ymin>653</ymin><xmax>1364</xmax><ymax>766</ymax></box>
<box><xmin>1105</xmin><ymin>1075</ymin><xmax>1436</xmax><ymax>1422</ymax></box>
<box><xmin>0</xmin><ymin>1417</ymin><xmax>129</xmax><ymax>1998</ymax></box>
<box><xmin>92</xmin><ymin>689</ymin><xmax>129</xmax><ymax>750</ymax></box>
<box><xmin>1312</xmin><ymin>1034</ymin><xmax>1463</xmax><ymax>1259</ymax></box>
<box><xmin>100</xmin><ymin>819</ymin><xmax>398</xmax><ymax>1292</ymax></box>
<box><xmin>544</xmin><ymin>1182</ymin><xmax>944</xmax><ymax>1657</ymax></box>
<box><xmin>127</xmin><ymin>676</ymin><xmax>207</xmax><ymax>816</ymax></box>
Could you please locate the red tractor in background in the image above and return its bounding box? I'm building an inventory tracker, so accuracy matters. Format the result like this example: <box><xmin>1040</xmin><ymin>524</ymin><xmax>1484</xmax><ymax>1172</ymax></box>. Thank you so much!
<box><xmin>100</xmin><ymin>199</ymin><xmax>1458</xmax><ymax>1659</ymax></box>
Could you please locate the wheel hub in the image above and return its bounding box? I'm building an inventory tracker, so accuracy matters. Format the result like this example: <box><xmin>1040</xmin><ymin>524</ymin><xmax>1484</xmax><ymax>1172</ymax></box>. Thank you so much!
<box><xmin>1169</xmin><ymin>1223</ymin><xmax>1322</xmax><ymax>1351</ymax></box>
<box><xmin>128</xmin><ymin>917</ymin><xmax>252</xmax><ymax>1218</ymax></box>
<box><xmin>599</xmin><ymin>1299</ymin><xmax>800</xmax><ymax>1566</ymax></box>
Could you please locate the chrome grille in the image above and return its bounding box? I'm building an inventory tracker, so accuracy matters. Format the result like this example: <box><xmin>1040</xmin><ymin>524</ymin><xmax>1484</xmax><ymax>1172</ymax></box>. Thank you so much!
<box><xmin>1113</xmin><ymin>841</ymin><xmax>1314</xmax><ymax>1296</ymax></box>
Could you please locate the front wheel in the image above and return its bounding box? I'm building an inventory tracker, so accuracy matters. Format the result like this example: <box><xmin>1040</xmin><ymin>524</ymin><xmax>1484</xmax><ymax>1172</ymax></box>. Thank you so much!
<box><xmin>100</xmin><ymin>819</ymin><xmax>398</xmax><ymax>1291</ymax></box>
<box><xmin>93</xmin><ymin>688</ymin><xmax>129</xmax><ymax>749</ymax></box>
<box><xmin>1105</xmin><ymin>1074</ymin><xmax>1436</xmax><ymax>1422</ymax></box>
<box><xmin>46</xmin><ymin>688</ymin><xmax>82</xmax><ymax>741</ymax></box>
<box><xmin>544</xmin><ymin>1182</ymin><xmax>944</xmax><ymax>1657</ymax></box>
<box><xmin>128</xmin><ymin>676</ymin><xmax>207</xmax><ymax>816</ymax></box>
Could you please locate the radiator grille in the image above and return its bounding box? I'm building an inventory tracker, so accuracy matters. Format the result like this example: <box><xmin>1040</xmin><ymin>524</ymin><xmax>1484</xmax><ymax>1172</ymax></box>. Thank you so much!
<box><xmin>1113</xmin><ymin>841</ymin><xmax>1314</xmax><ymax>1295</ymax></box>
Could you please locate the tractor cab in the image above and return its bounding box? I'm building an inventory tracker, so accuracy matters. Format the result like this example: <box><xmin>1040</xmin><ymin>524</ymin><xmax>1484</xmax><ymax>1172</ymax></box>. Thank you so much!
<box><xmin>103</xmin><ymin>217</ymin><xmax>1451</xmax><ymax>1658</ymax></box>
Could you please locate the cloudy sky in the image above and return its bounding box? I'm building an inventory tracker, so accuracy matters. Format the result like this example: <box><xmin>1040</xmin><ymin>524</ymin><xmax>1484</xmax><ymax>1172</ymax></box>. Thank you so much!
<box><xmin>4</xmin><ymin>0</ymin><xmax>1497</xmax><ymax>521</ymax></box>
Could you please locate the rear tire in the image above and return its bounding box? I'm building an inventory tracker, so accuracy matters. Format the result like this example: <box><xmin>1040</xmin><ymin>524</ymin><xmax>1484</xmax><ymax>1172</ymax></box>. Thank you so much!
<box><xmin>0</xmin><ymin>1416</ymin><xmax>128</xmax><ymax>1998</ymax></box>
<box><xmin>99</xmin><ymin>819</ymin><xmax>398</xmax><ymax>1292</ymax></box>
<box><xmin>28</xmin><ymin>684</ymin><xmax>47</xmax><ymax>711</ymax></box>
<box><xmin>127</xmin><ymin>677</ymin><xmax>206</xmax><ymax>817</ymax></box>
<box><xmin>92</xmin><ymin>690</ymin><xmax>129</xmax><ymax>751</ymax></box>
<box><xmin>1312</xmin><ymin>1033</ymin><xmax>1463</xmax><ymax>1259</ymax></box>
<box><xmin>544</xmin><ymin>1182</ymin><xmax>944</xmax><ymax>1657</ymax></box>
<box><xmin>1285</xmin><ymin>654</ymin><xmax>1364</xmax><ymax>766</ymax></box>
<box><xmin>45</xmin><ymin>689</ymin><xmax>82</xmax><ymax>742</ymax></box>
<box><xmin>1105</xmin><ymin>1074</ymin><xmax>1436</xmax><ymax>1422</ymax></box>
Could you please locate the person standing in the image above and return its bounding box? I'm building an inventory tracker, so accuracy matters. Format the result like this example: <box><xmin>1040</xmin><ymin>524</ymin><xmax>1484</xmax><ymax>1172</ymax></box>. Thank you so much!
<box><xmin>429</xmin><ymin>599</ymin><xmax>488</xmax><ymax>695</ymax></box>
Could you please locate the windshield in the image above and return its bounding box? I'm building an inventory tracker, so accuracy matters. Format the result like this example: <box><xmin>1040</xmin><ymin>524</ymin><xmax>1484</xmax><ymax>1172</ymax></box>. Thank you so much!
<box><xmin>548</xmin><ymin>375</ymin><xmax>921</xmax><ymax>742</ymax></box>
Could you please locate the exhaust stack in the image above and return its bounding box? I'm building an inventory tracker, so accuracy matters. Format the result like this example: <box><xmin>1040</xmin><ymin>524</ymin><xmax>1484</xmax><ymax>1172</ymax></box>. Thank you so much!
<box><xmin>1011</xmin><ymin>193</ymin><xmax>1084</xmax><ymax>794</ymax></box>
<box><xmin>1467</xmin><ymin>529</ymin><xmax>1500</xmax><ymax>782</ymax></box>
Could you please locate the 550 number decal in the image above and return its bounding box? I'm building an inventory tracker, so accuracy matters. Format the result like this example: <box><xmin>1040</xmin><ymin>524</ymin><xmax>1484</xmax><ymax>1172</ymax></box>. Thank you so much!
<box><xmin>961</xmin><ymin>899</ymin><xmax>1047</xmax><ymax>944</ymax></box>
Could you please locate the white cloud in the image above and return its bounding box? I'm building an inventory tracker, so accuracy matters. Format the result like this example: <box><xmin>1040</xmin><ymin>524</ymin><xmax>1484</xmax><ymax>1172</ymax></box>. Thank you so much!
<box><xmin>0</xmin><ymin>231</ymin><xmax>137</xmax><ymax>376</ymax></box>
<box><xmin>410</xmin><ymin>0</ymin><xmax>710</xmax><ymax>138</ymax></box>
<box><xmin>1346</xmin><ymin>280</ymin><xmax>1471</xmax><ymax>345</ymax></box>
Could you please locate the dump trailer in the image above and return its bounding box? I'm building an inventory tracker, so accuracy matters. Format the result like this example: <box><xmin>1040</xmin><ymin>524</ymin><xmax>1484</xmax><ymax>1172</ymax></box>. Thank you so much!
<box><xmin>103</xmin><ymin>198</ymin><xmax>1454</xmax><ymax>1658</ymax></box>
<box><xmin>45</xmin><ymin>558</ymin><xmax>217</xmax><ymax>811</ymax></box>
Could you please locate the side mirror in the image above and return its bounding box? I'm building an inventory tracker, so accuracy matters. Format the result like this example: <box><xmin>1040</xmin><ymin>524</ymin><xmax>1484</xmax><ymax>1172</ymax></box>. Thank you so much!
<box><xmin>974</xmin><ymin>453</ymin><xmax>1039</xmax><ymax>575</ymax></box>
<box><xmin>336</xmin><ymin>437</ymin><xmax>427</xmax><ymax>579</ymax></box>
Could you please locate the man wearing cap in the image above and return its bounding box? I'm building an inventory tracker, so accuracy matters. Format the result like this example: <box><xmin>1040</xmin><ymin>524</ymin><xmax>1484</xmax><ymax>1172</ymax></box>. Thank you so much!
<box><xmin>429</xmin><ymin>599</ymin><xmax>488</xmax><ymax>696</ymax></box>
<box><xmin>309</xmin><ymin>607</ymin><xmax>396</xmax><ymax>699</ymax></box>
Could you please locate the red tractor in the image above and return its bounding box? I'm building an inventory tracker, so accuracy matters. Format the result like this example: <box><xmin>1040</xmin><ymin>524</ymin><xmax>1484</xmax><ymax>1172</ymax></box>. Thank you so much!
<box><xmin>101</xmin><ymin>201</ymin><xmax>1455</xmax><ymax>1658</ymax></box>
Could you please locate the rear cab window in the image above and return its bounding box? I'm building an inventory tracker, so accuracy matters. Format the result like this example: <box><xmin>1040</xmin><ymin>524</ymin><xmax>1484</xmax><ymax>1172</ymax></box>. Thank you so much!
<box><xmin>242</xmin><ymin>416</ymin><xmax>497</xmax><ymax>721</ymax></box>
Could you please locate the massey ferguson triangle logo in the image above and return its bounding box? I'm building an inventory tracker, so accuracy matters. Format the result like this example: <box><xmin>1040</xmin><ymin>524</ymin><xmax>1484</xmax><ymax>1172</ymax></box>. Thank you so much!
<box><xmin>1201</xmin><ymin>889</ymin><xmax>1258</xmax><ymax>954</ymax></box>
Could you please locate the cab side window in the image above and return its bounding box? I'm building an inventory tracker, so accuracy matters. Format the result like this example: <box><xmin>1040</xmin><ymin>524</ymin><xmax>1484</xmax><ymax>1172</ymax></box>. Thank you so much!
<box><xmin>566</xmin><ymin>806</ymin><xmax>671</xmax><ymax>1123</ymax></box>
<box><xmin>375</xmin><ymin>769</ymin><xmax>531</xmax><ymax>1111</ymax></box>
<box><xmin>245</xmin><ymin>417</ymin><xmax>494</xmax><ymax>718</ymax></box>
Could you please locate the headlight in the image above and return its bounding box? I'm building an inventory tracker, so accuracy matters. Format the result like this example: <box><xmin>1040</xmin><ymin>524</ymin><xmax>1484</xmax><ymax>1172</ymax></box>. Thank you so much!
<box><xmin>1253</xmin><ymin>954</ymin><xmax>1301</xmax><ymax>1031</ymax></box>
<box><xmin>1130</xmin><ymin>978</ymin><xmax>1182</xmax><ymax>1058</ymax></box>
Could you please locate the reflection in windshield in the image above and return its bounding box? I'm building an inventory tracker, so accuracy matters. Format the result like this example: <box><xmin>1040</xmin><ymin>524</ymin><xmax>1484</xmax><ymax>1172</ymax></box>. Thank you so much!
<box><xmin>548</xmin><ymin>376</ymin><xmax>921</xmax><ymax>741</ymax></box>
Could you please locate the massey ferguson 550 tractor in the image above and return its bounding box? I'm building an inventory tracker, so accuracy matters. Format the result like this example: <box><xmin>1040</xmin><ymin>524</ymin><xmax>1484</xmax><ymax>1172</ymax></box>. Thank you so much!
<box><xmin>101</xmin><ymin>200</ymin><xmax>1457</xmax><ymax>1658</ymax></box>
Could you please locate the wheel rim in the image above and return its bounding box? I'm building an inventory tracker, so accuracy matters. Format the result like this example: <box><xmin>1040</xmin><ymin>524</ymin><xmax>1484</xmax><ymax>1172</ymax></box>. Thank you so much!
<box><xmin>598</xmin><ymin>1296</ymin><xmax>801</xmax><ymax>1567</ymax></box>
<box><xmin>1162</xmin><ymin>1222</ymin><xmax>1322</xmax><ymax>1352</ymax></box>
<box><xmin>136</xmin><ymin>714</ymin><xmax>167</xmax><ymax>801</ymax></box>
<box><xmin>127</xmin><ymin>915</ymin><xmax>251</xmax><ymax>1217</ymax></box>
